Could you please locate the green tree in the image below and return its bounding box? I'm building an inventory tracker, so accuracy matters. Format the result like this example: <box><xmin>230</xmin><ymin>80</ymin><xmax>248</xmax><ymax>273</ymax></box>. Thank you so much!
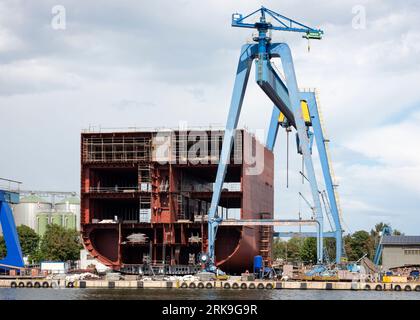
<box><xmin>324</xmin><ymin>238</ymin><xmax>336</xmax><ymax>263</ymax></box>
<box><xmin>347</xmin><ymin>230</ymin><xmax>374</xmax><ymax>261</ymax></box>
<box><xmin>35</xmin><ymin>224</ymin><xmax>81</xmax><ymax>262</ymax></box>
<box><xmin>299</xmin><ymin>237</ymin><xmax>317</xmax><ymax>264</ymax></box>
<box><xmin>392</xmin><ymin>229</ymin><xmax>403</xmax><ymax>236</ymax></box>
<box><xmin>273</xmin><ymin>237</ymin><xmax>304</xmax><ymax>263</ymax></box>
<box><xmin>343</xmin><ymin>233</ymin><xmax>353</xmax><ymax>261</ymax></box>
<box><xmin>1</xmin><ymin>226</ymin><xmax>40</xmax><ymax>259</ymax></box>
<box><xmin>0</xmin><ymin>236</ymin><xmax>6</xmax><ymax>258</ymax></box>
<box><xmin>370</xmin><ymin>222</ymin><xmax>390</xmax><ymax>238</ymax></box>
<box><xmin>272</xmin><ymin>239</ymin><xmax>287</xmax><ymax>260</ymax></box>
<box><xmin>286</xmin><ymin>237</ymin><xmax>304</xmax><ymax>262</ymax></box>
<box><xmin>16</xmin><ymin>225</ymin><xmax>40</xmax><ymax>257</ymax></box>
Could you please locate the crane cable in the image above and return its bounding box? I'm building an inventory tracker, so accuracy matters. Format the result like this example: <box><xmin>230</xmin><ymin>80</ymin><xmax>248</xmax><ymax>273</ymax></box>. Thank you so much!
<box><xmin>301</xmin><ymin>154</ymin><xmax>305</xmax><ymax>184</ymax></box>
<box><xmin>286</xmin><ymin>127</ymin><xmax>290</xmax><ymax>188</ymax></box>
<box><xmin>320</xmin><ymin>191</ymin><xmax>334</xmax><ymax>231</ymax></box>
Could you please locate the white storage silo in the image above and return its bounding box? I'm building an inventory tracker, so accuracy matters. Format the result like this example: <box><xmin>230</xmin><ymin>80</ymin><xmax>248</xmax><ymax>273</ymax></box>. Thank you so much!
<box><xmin>54</xmin><ymin>195</ymin><xmax>80</xmax><ymax>231</ymax></box>
<box><xmin>13</xmin><ymin>194</ymin><xmax>52</xmax><ymax>232</ymax></box>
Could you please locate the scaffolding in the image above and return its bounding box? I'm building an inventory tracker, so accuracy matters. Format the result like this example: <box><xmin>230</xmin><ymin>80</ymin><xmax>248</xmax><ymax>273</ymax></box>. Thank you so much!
<box><xmin>172</xmin><ymin>130</ymin><xmax>243</xmax><ymax>164</ymax></box>
<box><xmin>138</xmin><ymin>164</ymin><xmax>152</xmax><ymax>192</ymax></box>
<box><xmin>83</xmin><ymin>136</ymin><xmax>151</xmax><ymax>162</ymax></box>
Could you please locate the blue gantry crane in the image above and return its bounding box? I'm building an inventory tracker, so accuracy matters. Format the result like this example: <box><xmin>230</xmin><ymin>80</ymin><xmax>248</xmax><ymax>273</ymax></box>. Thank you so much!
<box><xmin>0</xmin><ymin>178</ymin><xmax>24</xmax><ymax>269</ymax></box>
<box><xmin>205</xmin><ymin>7</ymin><xmax>343</xmax><ymax>272</ymax></box>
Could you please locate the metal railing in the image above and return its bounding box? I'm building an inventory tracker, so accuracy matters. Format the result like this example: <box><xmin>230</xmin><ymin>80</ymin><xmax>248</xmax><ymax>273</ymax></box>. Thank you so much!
<box><xmin>89</xmin><ymin>186</ymin><xmax>142</xmax><ymax>193</ymax></box>
<box><xmin>0</xmin><ymin>178</ymin><xmax>22</xmax><ymax>192</ymax></box>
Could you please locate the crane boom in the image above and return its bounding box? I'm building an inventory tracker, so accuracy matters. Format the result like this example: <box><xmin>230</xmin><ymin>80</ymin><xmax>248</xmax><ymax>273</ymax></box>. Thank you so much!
<box><xmin>232</xmin><ymin>6</ymin><xmax>323</xmax><ymax>39</ymax></box>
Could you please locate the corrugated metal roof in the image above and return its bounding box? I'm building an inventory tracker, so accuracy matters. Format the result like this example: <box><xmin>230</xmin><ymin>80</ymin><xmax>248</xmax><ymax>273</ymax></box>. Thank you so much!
<box><xmin>382</xmin><ymin>235</ymin><xmax>420</xmax><ymax>245</ymax></box>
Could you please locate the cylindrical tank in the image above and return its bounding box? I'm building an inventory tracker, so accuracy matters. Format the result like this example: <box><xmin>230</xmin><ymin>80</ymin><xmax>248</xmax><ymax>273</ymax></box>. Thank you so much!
<box><xmin>55</xmin><ymin>195</ymin><xmax>80</xmax><ymax>231</ymax></box>
<box><xmin>253</xmin><ymin>255</ymin><xmax>263</xmax><ymax>272</ymax></box>
<box><xmin>63</xmin><ymin>213</ymin><xmax>76</xmax><ymax>230</ymax></box>
<box><xmin>51</xmin><ymin>213</ymin><xmax>63</xmax><ymax>227</ymax></box>
<box><xmin>12</xmin><ymin>194</ymin><xmax>52</xmax><ymax>231</ymax></box>
<box><xmin>36</xmin><ymin>212</ymin><xmax>50</xmax><ymax>236</ymax></box>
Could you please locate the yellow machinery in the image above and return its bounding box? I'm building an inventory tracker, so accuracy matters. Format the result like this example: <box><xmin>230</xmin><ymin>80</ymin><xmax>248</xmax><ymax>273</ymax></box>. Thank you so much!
<box><xmin>382</xmin><ymin>276</ymin><xmax>408</xmax><ymax>283</ymax></box>
<box><xmin>279</xmin><ymin>100</ymin><xmax>312</xmax><ymax>126</ymax></box>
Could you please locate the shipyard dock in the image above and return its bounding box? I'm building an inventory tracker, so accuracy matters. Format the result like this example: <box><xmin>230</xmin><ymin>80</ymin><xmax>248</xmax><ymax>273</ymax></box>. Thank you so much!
<box><xmin>1</xmin><ymin>279</ymin><xmax>420</xmax><ymax>292</ymax></box>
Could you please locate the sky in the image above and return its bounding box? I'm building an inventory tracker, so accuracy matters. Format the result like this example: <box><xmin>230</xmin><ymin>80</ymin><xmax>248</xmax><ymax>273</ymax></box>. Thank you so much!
<box><xmin>0</xmin><ymin>0</ymin><xmax>419</xmax><ymax>234</ymax></box>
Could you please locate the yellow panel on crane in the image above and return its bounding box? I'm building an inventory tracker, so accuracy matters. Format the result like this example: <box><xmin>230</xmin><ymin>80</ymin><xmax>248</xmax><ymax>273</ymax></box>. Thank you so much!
<box><xmin>301</xmin><ymin>100</ymin><xmax>311</xmax><ymax>125</ymax></box>
<box><xmin>278</xmin><ymin>112</ymin><xmax>286</xmax><ymax>123</ymax></box>
<box><xmin>277</xmin><ymin>100</ymin><xmax>312</xmax><ymax>125</ymax></box>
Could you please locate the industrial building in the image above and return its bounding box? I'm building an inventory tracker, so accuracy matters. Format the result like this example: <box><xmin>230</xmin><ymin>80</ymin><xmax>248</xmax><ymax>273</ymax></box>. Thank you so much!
<box><xmin>12</xmin><ymin>192</ymin><xmax>80</xmax><ymax>236</ymax></box>
<box><xmin>381</xmin><ymin>236</ymin><xmax>420</xmax><ymax>270</ymax></box>
<box><xmin>81</xmin><ymin>128</ymin><xmax>274</xmax><ymax>274</ymax></box>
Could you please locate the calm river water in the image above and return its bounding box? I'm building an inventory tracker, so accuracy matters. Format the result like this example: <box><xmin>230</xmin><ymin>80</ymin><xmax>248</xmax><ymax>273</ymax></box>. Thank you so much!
<box><xmin>0</xmin><ymin>288</ymin><xmax>419</xmax><ymax>300</ymax></box>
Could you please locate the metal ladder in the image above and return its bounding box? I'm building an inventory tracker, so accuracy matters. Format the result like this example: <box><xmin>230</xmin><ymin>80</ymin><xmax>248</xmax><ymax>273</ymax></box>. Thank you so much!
<box><xmin>176</xmin><ymin>194</ymin><xmax>186</xmax><ymax>220</ymax></box>
<box><xmin>259</xmin><ymin>213</ymin><xmax>273</xmax><ymax>266</ymax></box>
<box><xmin>138</xmin><ymin>164</ymin><xmax>152</xmax><ymax>222</ymax></box>
<box><xmin>138</xmin><ymin>164</ymin><xmax>152</xmax><ymax>192</ymax></box>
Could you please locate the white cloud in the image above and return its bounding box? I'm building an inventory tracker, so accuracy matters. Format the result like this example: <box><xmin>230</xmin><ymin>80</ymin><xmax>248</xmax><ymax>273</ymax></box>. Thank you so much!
<box><xmin>347</xmin><ymin>116</ymin><xmax>420</xmax><ymax>169</ymax></box>
<box><xmin>0</xmin><ymin>0</ymin><xmax>419</xmax><ymax>234</ymax></box>
<box><xmin>0</xmin><ymin>59</ymin><xmax>84</xmax><ymax>95</ymax></box>
<box><xmin>0</xmin><ymin>28</ymin><xmax>24</xmax><ymax>52</ymax></box>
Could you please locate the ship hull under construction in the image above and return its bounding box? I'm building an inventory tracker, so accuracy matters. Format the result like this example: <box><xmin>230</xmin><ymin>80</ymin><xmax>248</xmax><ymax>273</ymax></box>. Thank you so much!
<box><xmin>80</xmin><ymin>129</ymin><xmax>274</xmax><ymax>274</ymax></box>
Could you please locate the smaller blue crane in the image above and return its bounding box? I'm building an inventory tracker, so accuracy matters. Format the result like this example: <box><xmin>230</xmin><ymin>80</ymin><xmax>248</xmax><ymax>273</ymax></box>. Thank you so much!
<box><xmin>0</xmin><ymin>178</ymin><xmax>24</xmax><ymax>270</ymax></box>
<box><xmin>373</xmin><ymin>226</ymin><xmax>392</xmax><ymax>266</ymax></box>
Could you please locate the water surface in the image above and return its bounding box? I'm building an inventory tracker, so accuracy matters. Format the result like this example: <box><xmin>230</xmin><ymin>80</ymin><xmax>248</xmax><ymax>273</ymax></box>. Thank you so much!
<box><xmin>0</xmin><ymin>288</ymin><xmax>419</xmax><ymax>300</ymax></box>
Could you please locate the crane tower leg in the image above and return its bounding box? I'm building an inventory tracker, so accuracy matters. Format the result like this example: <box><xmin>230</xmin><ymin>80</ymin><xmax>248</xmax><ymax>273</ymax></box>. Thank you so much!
<box><xmin>207</xmin><ymin>44</ymin><xmax>257</xmax><ymax>270</ymax></box>
<box><xmin>301</xmin><ymin>92</ymin><xmax>343</xmax><ymax>263</ymax></box>
<box><xmin>266</xmin><ymin>106</ymin><xmax>281</xmax><ymax>152</ymax></box>
<box><xmin>270</xmin><ymin>43</ymin><xmax>324</xmax><ymax>262</ymax></box>
<box><xmin>0</xmin><ymin>200</ymin><xmax>24</xmax><ymax>268</ymax></box>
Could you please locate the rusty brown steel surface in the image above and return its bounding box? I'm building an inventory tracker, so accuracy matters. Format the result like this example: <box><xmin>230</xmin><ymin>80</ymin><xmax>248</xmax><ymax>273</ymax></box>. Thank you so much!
<box><xmin>80</xmin><ymin>129</ymin><xmax>275</xmax><ymax>274</ymax></box>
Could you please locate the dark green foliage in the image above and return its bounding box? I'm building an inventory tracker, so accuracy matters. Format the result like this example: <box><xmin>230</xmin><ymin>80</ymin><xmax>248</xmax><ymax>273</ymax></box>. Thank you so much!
<box><xmin>299</xmin><ymin>237</ymin><xmax>317</xmax><ymax>264</ymax></box>
<box><xmin>346</xmin><ymin>230</ymin><xmax>374</xmax><ymax>261</ymax></box>
<box><xmin>34</xmin><ymin>224</ymin><xmax>82</xmax><ymax>262</ymax></box>
<box><xmin>272</xmin><ymin>237</ymin><xmax>304</xmax><ymax>262</ymax></box>
<box><xmin>272</xmin><ymin>222</ymin><xmax>403</xmax><ymax>263</ymax></box>
<box><xmin>16</xmin><ymin>225</ymin><xmax>40</xmax><ymax>257</ymax></box>
<box><xmin>0</xmin><ymin>226</ymin><xmax>40</xmax><ymax>259</ymax></box>
<box><xmin>0</xmin><ymin>236</ymin><xmax>5</xmax><ymax>258</ymax></box>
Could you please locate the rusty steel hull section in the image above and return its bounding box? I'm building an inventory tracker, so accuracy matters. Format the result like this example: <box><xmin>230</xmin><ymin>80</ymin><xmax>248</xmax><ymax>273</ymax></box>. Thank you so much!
<box><xmin>80</xmin><ymin>129</ymin><xmax>274</xmax><ymax>274</ymax></box>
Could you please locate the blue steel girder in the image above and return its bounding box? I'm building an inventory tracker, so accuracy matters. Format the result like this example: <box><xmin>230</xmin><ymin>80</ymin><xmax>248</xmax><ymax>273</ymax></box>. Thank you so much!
<box><xmin>274</xmin><ymin>231</ymin><xmax>336</xmax><ymax>238</ymax></box>
<box><xmin>266</xmin><ymin>43</ymin><xmax>324</xmax><ymax>263</ymax></box>
<box><xmin>0</xmin><ymin>194</ymin><xmax>24</xmax><ymax>268</ymax></box>
<box><xmin>300</xmin><ymin>92</ymin><xmax>343</xmax><ymax>262</ymax></box>
<box><xmin>266</xmin><ymin>106</ymin><xmax>281</xmax><ymax>151</ymax></box>
<box><xmin>208</xmin><ymin>41</ymin><xmax>326</xmax><ymax>270</ymax></box>
<box><xmin>231</xmin><ymin>6</ymin><xmax>323</xmax><ymax>37</ymax></box>
<box><xmin>266</xmin><ymin>93</ymin><xmax>343</xmax><ymax>263</ymax></box>
<box><xmin>255</xmin><ymin>58</ymin><xmax>295</xmax><ymax>127</ymax></box>
<box><xmin>207</xmin><ymin>44</ymin><xmax>257</xmax><ymax>269</ymax></box>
